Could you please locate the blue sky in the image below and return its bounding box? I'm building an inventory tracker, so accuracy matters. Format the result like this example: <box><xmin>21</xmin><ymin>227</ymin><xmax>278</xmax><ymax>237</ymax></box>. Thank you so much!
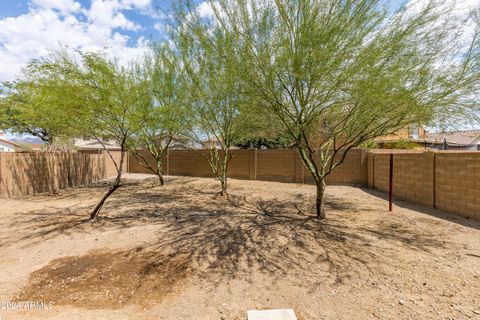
<box><xmin>0</xmin><ymin>0</ymin><xmax>477</xmax><ymax>140</ymax></box>
<box><xmin>0</xmin><ymin>0</ymin><xmax>182</xmax><ymax>82</ymax></box>
<box><xmin>0</xmin><ymin>0</ymin><xmax>409</xmax><ymax>83</ymax></box>
<box><xmin>0</xmin><ymin>0</ymin><xmax>179</xmax><ymax>46</ymax></box>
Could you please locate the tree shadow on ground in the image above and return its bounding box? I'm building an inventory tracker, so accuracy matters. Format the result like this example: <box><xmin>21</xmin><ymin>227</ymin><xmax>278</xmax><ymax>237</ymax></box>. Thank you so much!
<box><xmin>5</xmin><ymin>178</ymin><xmax>451</xmax><ymax>309</ymax></box>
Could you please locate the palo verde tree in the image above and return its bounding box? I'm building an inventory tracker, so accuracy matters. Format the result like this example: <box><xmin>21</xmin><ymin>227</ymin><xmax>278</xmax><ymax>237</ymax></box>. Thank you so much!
<box><xmin>78</xmin><ymin>53</ymin><xmax>150</xmax><ymax>219</ymax></box>
<box><xmin>128</xmin><ymin>45</ymin><xmax>187</xmax><ymax>185</ymax></box>
<box><xmin>29</xmin><ymin>51</ymin><xmax>150</xmax><ymax>219</ymax></box>
<box><xmin>204</xmin><ymin>0</ymin><xmax>480</xmax><ymax>218</ymax></box>
<box><xmin>175</xmin><ymin>7</ymin><xmax>251</xmax><ymax>196</ymax></box>
<box><xmin>0</xmin><ymin>60</ymin><xmax>83</xmax><ymax>145</ymax></box>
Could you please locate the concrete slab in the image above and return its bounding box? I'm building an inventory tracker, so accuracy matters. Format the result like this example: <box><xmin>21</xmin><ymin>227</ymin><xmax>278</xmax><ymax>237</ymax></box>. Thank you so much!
<box><xmin>247</xmin><ymin>309</ymin><xmax>297</xmax><ymax>320</ymax></box>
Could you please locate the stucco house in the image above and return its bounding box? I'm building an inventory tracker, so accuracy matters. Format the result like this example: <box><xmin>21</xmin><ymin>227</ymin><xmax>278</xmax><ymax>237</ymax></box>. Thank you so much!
<box><xmin>0</xmin><ymin>138</ymin><xmax>19</xmax><ymax>152</ymax></box>
<box><xmin>73</xmin><ymin>138</ymin><xmax>121</xmax><ymax>152</ymax></box>
<box><xmin>373</xmin><ymin>125</ymin><xmax>426</xmax><ymax>145</ymax></box>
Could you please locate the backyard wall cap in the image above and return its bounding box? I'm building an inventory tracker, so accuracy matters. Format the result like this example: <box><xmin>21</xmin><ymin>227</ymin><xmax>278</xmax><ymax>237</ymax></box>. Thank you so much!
<box><xmin>247</xmin><ymin>309</ymin><xmax>297</xmax><ymax>320</ymax></box>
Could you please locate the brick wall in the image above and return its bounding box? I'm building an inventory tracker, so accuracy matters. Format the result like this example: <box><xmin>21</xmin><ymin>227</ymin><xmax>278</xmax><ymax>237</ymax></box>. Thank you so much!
<box><xmin>4</xmin><ymin>148</ymin><xmax>478</xmax><ymax>221</ymax></box>
<box><xmin>128</xmin><ymin>148</ymin><xmax>368</xmax><ymax>185</ymax></box>
<box><xmin>373</xmin><ymin>152</ymin><xmax>427</xmax><ymax>205</ymax></box>
<box><xmin>435</xmin><ymin>152</ymin><xmax>480</xmax><ymax>219</ymax></box>
<box><xmin>368</xmin><ymin>150</ymin><xmax>480</xmax><ymax>221</ymax></box>
<box><xmin>128</xmin><ymin>148</ymin><xmax>480</xmax><ymax>221</ymax></box>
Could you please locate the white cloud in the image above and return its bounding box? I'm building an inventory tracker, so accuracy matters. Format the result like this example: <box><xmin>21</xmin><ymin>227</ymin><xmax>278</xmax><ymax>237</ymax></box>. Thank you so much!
<box><xmin>121</xmin><ymin>0</ymin><xmax>151</xmax><ymax>9</ymax></box>
<box><xmin>0</xmin><ymin>0</ymin><xmax>153</xmax><ymax>81</ymax></box>
<box><xmin>30</xmin><ymin>0</ymin><xmax>82</xmax><ymax>14</ymax></box>
<box><xmin>196</xmin><ymin>1</ymin><xmax>215</xmax><ymax>19</ymax></box>
<box><xmin>87</xmin><ymin>0</ymin><xmax>141</xmax><ymax>31</ymax></box>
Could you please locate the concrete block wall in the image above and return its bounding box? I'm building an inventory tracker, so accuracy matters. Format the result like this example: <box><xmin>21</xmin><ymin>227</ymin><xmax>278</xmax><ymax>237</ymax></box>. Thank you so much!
<box><xmin>256</xmin><ymin>149</ymin><xmax>298</xmax><ymax>183</ymax></box>
<box><xmin>435</xmin><ymin>152</ymin><xmax>480</xmax><ymax>219</ymax></box>
<box><xmin>368</xmin><ymin>150</ymin><xmax>480</xmax><ymax>221</ymax></box>
<box><xmin>2</xmin><ymin>148</ymin><xmax>479</xmax><ymax>221</ymax></box>
<box><xmin>128</xmin><ymin>148</ymin><xmax>367</xmax><ymax>186</ymax></box>
<box><xmin>127</xmin><ymin>150</ymin><xmax>166</xmax><ymax>175</ymax></box>
<box><xmin>168</xmin><ymin>150</ymin><xmax>214</xmax><ymax>178</ymax></box>
<box><xmin>372</xmin><ymin>152</ymin><xmax>427</xmax><ymax>205</ymax></box>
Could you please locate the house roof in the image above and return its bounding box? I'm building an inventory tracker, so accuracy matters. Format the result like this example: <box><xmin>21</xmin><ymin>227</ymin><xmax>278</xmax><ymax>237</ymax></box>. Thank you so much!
<box><xmin>426</xmin><ymin>130</ymin><xmax>480</xmax><ymax>147</ymax></box>
<box><xmin>0</xmin><ymin>138</ymin><xmax>20</xmax><ymax>148</ymax></box>
<box><xmin>74</xmin><ymin>138</ymin><xmax>121</xmax><ymax>150</ymax></box>
<box><xmin>26</xmin><ymin>143</ymin><xmax>46</xmax><ymax>150</ymax></box>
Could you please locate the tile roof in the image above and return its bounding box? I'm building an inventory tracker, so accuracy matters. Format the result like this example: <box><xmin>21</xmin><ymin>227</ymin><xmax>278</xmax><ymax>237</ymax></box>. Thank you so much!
<box><xmin>0</xmin><ymin>138</ymin><xmax>20</xmax><ymax>147</ymax></box>
<box><xmin>426</xmin><ymin>130</ymin><xmax>480</xmax><ymax>146</ymax></box>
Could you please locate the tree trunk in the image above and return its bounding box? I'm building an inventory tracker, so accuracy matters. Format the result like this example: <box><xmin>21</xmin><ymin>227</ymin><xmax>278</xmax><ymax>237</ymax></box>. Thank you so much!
<box><xmin>220</xmin><ymin>179</ymin><xmax>227</xmax><ymax>196</ymax></box>
<box><xmin>316</xmin><ymin>179</ymin><xmax>326</xmax><ymax>219</ymax></box>
<box><xmin>90</xmin><ymin>150</ymin><xmax>125</xmax><ymax>220</ymax></box>
<box><xmin>219</xmin><ymin>163</ymin><xmax>228</xmax><ymax>196</ymax></box>
<box><xmin>90</xmin><ymin>182</ymin><xmax>120</xmax><ymax>220</ymax></box>
<box><xmin>157</xmin><ymin>162</ymin><xmax>164</xmax><ymax>185</ymax></box>
<box><xmin>158</xmin><ymin>173</ymin><xmax>164</xmax><ymax>185</ymax></box>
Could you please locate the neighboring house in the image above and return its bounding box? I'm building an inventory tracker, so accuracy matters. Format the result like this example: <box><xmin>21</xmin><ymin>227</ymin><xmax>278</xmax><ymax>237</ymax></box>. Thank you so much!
<box><xmin>166</xmin><ymin>134</ymin><xmax>195</xmax><ymax>150</ymax></box>
<box><xmin>373</xmin><ymin>125</ymin><xmax>427</xmax><ymax>146</ymax></box>
<box><xmin>0</xmin><ymin>133</ymin><xmax>46</xmax><ymax>152</ymax></box>
<box><xmin>199</xmin><ymin>138</ymin><xmax>223</xmax><ymax>149</ymax></box>
<box><xmin>0</xmin><ymin>138</ymin><xmax>19</xmax><ymax>152</ymax></box>
<box><xmin>197</xmin><ymin>138</ymin><xmax>240</xmax><ymax>150</ymax></box>
<box><xmin>425</xmin><ymin>130</ymin><xmax>480</xmax><ymax>150</ymax></box>
<box><xmin>373</xmin><ymin>126</ymin><xmax>480</xmax><ymax>150</ymax></box>
<box><xmin>25</xmin><ymin>143</ymin><xmax>46</xmax><ymax>151</ymax></box>
<box><xmin>73</xmin><ymin>138</ymin><xmax>121</xmax><ymax>152</ymax></box>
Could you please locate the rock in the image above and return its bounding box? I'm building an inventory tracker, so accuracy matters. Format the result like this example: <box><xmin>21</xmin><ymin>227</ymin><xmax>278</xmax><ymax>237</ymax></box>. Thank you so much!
<box><xmin>399</xmin><ymin>299</ymin><xmax>405</xmax><ymax>305</ymax></box>
<box><xmin>247</xmin><ymin>309</ymin><xmax>297</xmax><ymax>320</ymax></box>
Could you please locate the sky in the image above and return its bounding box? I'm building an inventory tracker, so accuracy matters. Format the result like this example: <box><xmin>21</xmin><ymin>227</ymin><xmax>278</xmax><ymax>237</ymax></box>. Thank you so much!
<box><xmin>0</xmin><ymin>0</ymin><xmax>411</xmax><ymax>83</ymax></box>
<box><xmin>0</xmin><ymin>0</ymin><xmax>478</xmax><ymax>140</ymax></box>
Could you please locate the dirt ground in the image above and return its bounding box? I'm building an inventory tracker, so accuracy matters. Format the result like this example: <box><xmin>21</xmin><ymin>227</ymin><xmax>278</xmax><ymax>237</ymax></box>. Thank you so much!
<box><xmin>0</xmin><ymin>175</ymin><xmax>479</xmax><ymax>320</ymax></box>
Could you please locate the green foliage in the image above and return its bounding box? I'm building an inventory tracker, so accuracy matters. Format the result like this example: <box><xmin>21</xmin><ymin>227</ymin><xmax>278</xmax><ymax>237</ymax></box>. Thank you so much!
<box><xmin>201</xmin><ymin>0</ymin><xmax>480</xmax><ymax>217</ymax></box>
<box><xmin>1</xmin><ymin>0</ymin><xmax>478</xmax><ymax>218</ymax></box>
<box><xmin>360</xmin><ymin>139</ymin><xmax>417</xmax><ymax>149</ymax></box>
<box><xmin>127</xmin><ymin>45</ymin><xmax>188</xmax><ymax>184</ymax></box>
<box><xmin>1</xmin><ymin>51</ymin><xmax>150</xmax><ymax>151</ymax></box>
<box><xmin>382</xmin><ymin>140</ymin><xmax>418</xmax><ymax>150</ymax></box>
<box><xmin>359</xmin><ymin>141</ymin><xmax>379</xmax><ymax>149</ymax></box>
<box><xmin>233</xmin><ymin>130</ymin><xmax>294</xmax><ymax>149</ymax></box>
<box><xmin>0</xmin><ymin>58</ymin><xmax>84</xmax><ymax>143</ymax></box>
<box><xmin>174</xmin><ymin>7</ymin><xmax>254</xmax><ymax>194</ymax></box>
<box><xmin>4</xmin><ymin>50</ymin><xmax>152</xmax><ymax>218</ymax></box>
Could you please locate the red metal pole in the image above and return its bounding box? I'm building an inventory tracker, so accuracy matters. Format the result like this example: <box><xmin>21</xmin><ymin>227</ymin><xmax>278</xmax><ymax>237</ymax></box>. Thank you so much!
<box><xmin>389</xmin><ymin>153</ymin><xmax>393</xmax><ymax>211</ymax></box>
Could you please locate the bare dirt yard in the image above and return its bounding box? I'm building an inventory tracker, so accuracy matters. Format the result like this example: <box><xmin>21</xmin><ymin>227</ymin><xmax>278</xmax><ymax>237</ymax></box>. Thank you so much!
<box><xmin>0</xmin><ymin>175</ymin><xmax>479</xmax><ymax>320</ymax></box>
